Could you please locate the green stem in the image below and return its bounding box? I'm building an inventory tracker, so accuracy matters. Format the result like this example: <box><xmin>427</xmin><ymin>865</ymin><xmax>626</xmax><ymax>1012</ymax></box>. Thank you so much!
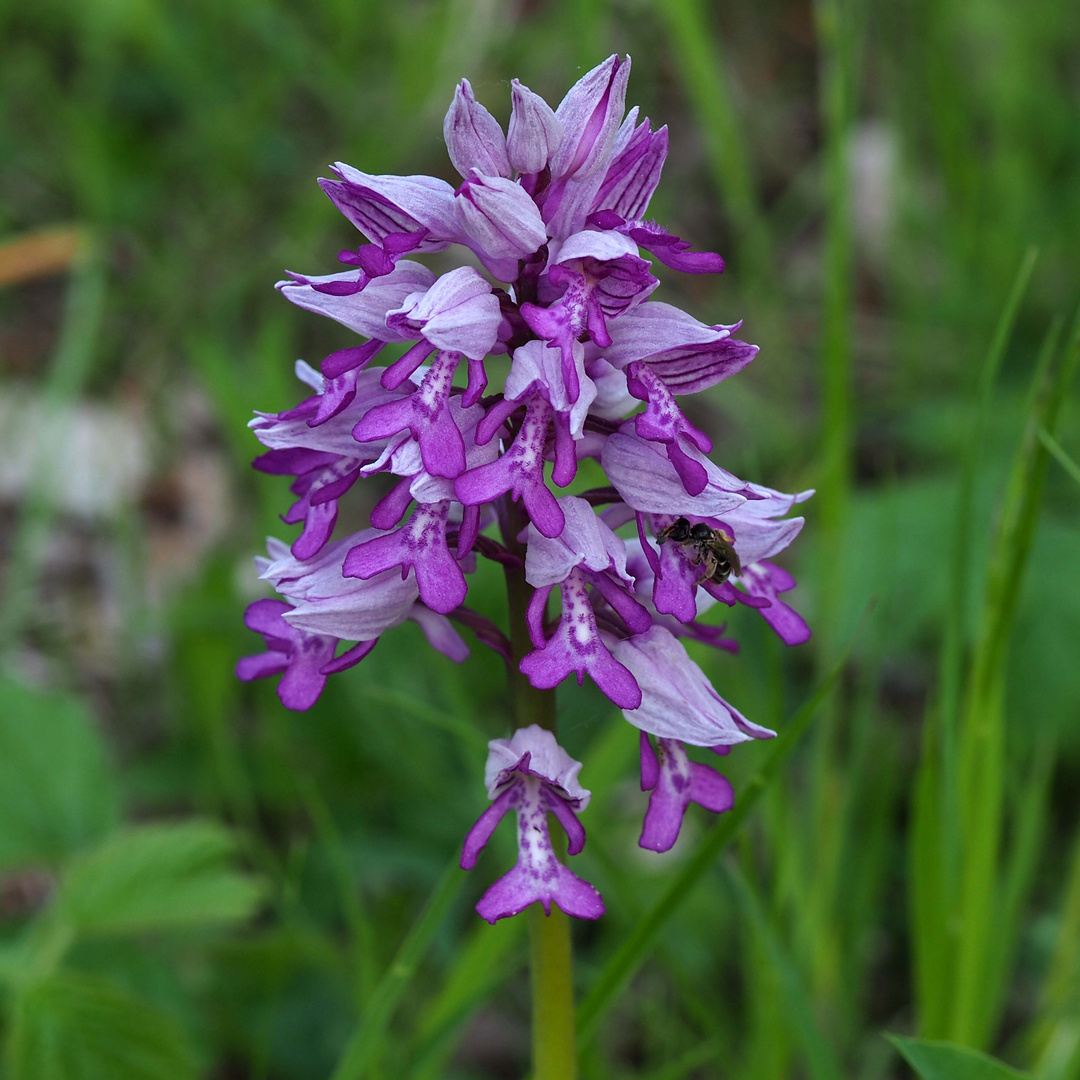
<box><xmin>529</xmin><ymin>905</ymin><xmax>578</xmax><ymax>1080</ymax></box>
<box><xmin>500</xmin><ymin>497</ymin><xmax>578</xmax><ymax>1080</ymax></box>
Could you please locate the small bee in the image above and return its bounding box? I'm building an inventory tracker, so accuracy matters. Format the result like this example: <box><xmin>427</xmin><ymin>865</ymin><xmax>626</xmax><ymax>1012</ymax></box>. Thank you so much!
<box><xmin>655</xmin><ymin>516</ymin><xmax>741</xmax><ymax>586</ymax></box>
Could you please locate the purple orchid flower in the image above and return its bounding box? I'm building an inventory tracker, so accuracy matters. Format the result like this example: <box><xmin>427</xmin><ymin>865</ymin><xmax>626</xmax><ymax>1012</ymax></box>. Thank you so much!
<box><xmin>255</xmin><ymin>534</ymin><xmax>468</xmax><ymax>666</ymax></box>
<box><xmin>250</xmin><ymin>363</ymin><xmax>413</xmax><ymax>558</ymax></box>
<box><xmin>455</xmin><ymin>394</ymin><xmax>567</xmax><ymax>538</ymax></box>
<box><xmin>607</xmin><ymin>625</ymin><xmax>772</xmax><ymax>850</ymax></box>
<box><xmin>507</xmin><ymin>79</ymin><xmax>562</xmax><ymax>177</ymax></box>
<box><xmin>318</xmin><ymin>165</ymin><xmax>463</xmax><ymax>252</ymax></box>
<box><xmin>240</xmin><ymin>56</ymin><xmax>812</xmax><ymax>920</ymax></box>
<box><xmin>236</xmin><ymin>598</ymin><xmax>369</xmax><ymax>711</ymax></box>
<box><xmin>519</xmin><ymin>230</ymin><xmax>657</xmax><ymax>409</ymax></box>
<box><xmin>343</xmin><ymin>499</ymin><xmax>467</xmax><ymax>615</ymax></box>
<box><xmin>277</xmin><ymin>259</ymin><xmax>436</xmax><ymax>337</ymax></box>
<box><xmin>729</xmin><ymin>560</ymin><xmax>812</xmax><ymax>645</ymax></box>
<box><xmin>622</xmin><ymin>540</ymin><xmax>740</xmax><ymax>654</ymax></box>
<box><xmin>456</xmin><ymin>172</ymin><xmax>549</xmax><ymax>276</ymax></box>
<box><xmin>598</xmin><ymin>300</ymin><xmax>757</xmax><ymax>394</ymax></box>
<box><xmin>461</xmin><ymin>725</ymin><xmax>604</xmax><ymax>923</ymax></box>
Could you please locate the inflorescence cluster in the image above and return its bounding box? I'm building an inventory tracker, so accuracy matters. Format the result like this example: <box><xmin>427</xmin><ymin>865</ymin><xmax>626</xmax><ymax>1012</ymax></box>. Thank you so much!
<box><xmin>238</xmin><ymin>56</ymin><xmax>810</xmax><ymax>922</ymax></box>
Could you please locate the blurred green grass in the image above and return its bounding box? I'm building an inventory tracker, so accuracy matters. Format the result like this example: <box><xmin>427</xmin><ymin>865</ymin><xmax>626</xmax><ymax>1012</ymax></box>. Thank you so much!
<box><xmin>1</xmin><ymin>0</ymin><xmax>1079</xmax><ymax>1077</ymax></box>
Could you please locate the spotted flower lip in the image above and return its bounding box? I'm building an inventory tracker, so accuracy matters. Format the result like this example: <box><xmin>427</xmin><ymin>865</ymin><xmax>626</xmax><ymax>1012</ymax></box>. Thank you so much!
<box><xmin>454</xmin><ymin>395</ymin><xmax>566</xmax><ymax>538</ymax></box>
<box><xmin>520</xmin><ymin>565</ymin><xmax>644</xmax><ymax>709</ymax></box>
<box><xmin>240</xmin><ymin>56</ymin><xmax>812</xmax><ymax>910</ymax></box>
<box><xmin>521</xmin><ymin>495</ymin><xmax>650</xmax><ymax>699</ymax></box>
<box><xmin>343</xmin><ymin>499</ymin><xmax>467</xmax><ymax>615</ymax></box>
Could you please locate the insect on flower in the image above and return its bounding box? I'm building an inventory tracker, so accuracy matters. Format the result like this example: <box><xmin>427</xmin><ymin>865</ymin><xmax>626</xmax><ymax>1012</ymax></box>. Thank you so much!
<box><xmin>656</xmin><ymin>517</ymin><xmax>741</xmax><ymax>586</ymax></box>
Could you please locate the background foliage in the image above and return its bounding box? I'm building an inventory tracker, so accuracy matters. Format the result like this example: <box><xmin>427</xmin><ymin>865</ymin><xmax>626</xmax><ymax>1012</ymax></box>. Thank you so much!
<box><xmin>1</xmin><ymin>0</ymin><xmax>1079</xmax><ymax>1077</ymax></box>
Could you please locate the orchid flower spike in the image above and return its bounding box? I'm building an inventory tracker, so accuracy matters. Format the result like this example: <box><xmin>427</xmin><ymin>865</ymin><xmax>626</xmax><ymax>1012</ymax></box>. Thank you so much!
<box><xmin>239</xmin><ymin>57</ymin><xmax>813</xmax><ymax>919</ymax></box>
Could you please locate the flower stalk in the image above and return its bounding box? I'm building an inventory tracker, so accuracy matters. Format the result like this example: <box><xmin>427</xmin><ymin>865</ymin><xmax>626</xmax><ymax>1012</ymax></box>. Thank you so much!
<box><xmin>529</xmin><ymin>903</ymin><xmax>578</xmax><ymax>1080</ymax></box>
<box><xmin>502</xmin><ymin>496</ymin><xmax>557</xmax><ymax>733</ymax></box>
<box><xmin>502</xmin><ymin>494</ymin><xmax>579</xmax><ymax>1077</ymax></box>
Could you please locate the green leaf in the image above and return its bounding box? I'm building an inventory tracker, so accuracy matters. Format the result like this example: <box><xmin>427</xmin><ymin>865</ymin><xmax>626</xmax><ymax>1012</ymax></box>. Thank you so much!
<box><xmin>887</xmin><ymin>1035</ymin><xmax>1031</xmax><ymax>1080</ymax></box>
<box><xmin>0</xmin><ymin>679</ymin><xmax>119</xmax><ymax>870</ymax></box>
<box><xmin>57</xmin><ymin>822</ymin><xmax>264</xmax><ymax>936</ymax></box>
<box><xmin>5</xmin><ymin>971</ymin><xmax>199</xmax><ymax>1080</ymax></box>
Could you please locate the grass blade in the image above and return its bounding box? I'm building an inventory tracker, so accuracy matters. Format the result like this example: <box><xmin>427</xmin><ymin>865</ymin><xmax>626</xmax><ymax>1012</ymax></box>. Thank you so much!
<box><xmin>295</xmin><ymin>776</ymin><xmax>378</xmax><ymax>1007</ymax></box>
<box><xmin>329</xmin><ymin>857</ymin><xmax>464</xmax><ymax>1080</ymax></box>
<box><xmin>913</xmin><ymin>249</ymin><xmax>1039</xmax><ymax>1038</ymax></box>
<box><xmin>410</xmin><ymin>917</ymin><xmax>525</xmax><ymax>1080</ymax></box>
<box><xmin>723</xmin><ymin>860</ymin><xmax>845</xmax><ymax>1080</ymax></box>
<box><xmin>939</xmin><ymin>247</ymin><xmax>1038</xmax><ymax>754</ymax></box>
<box><xmin>640</xmin><ymin>1039</ymin><xmax>724</xmax><ymax>1080</ymax></box>
<box><xmin>1038</xmin><ymin>429</ymin><xmax>1080</xmax><ymax>489</ymax></box>
<box><xmin>352</xmin><ymin>686</ymin><xmax>490</xmax><ymax>760</ymax></box>
<box><xmin>951</xmin><ymin>306</ymin><xmax>1080</xmax><ymax>1046</ymax></box>
<box><xmin>1028</xmin><ymin>829</ymin><xmax>1080</xmax><ymax>1077</ymax></box>
<box><xmin>889</xmin><ymin>1035</ymin><xmax>1032</xmax><ymax>1080</ymax></box>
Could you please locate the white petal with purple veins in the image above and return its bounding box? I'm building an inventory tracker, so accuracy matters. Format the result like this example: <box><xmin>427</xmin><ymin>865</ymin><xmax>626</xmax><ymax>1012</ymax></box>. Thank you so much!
<box><xmin>277</xmin><ymin>262</ymin><xmax>435</xmax><ymax>339</ymax></box>
<box><xmin>610</xmin><ymin>625</ymin><xmax>771</xmax><ymax>745</ymax></box>
<box><xmin>443</xmin><ymin>79</ymin><xmax>511</xmax><ymax>179</ymax></box>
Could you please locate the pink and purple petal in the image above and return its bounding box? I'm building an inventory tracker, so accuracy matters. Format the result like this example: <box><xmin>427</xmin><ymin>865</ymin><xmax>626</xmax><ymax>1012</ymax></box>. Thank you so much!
<box><xmin>343</xmin><ymin>501</ymin><xmax>466</xmax><ymax>615</ymax></box>
<box><xmin>638</xmin><ymin>737</ymin><xmax>733</xmax><ymax>853</ymax></box>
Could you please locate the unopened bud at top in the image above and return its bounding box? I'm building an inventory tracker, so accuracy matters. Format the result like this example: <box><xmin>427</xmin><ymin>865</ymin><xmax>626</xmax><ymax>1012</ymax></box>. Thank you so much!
<box><xmin>443</xmin><ymin>79</ymin><xmax>511</xmax><ymax>180</ymax></box>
